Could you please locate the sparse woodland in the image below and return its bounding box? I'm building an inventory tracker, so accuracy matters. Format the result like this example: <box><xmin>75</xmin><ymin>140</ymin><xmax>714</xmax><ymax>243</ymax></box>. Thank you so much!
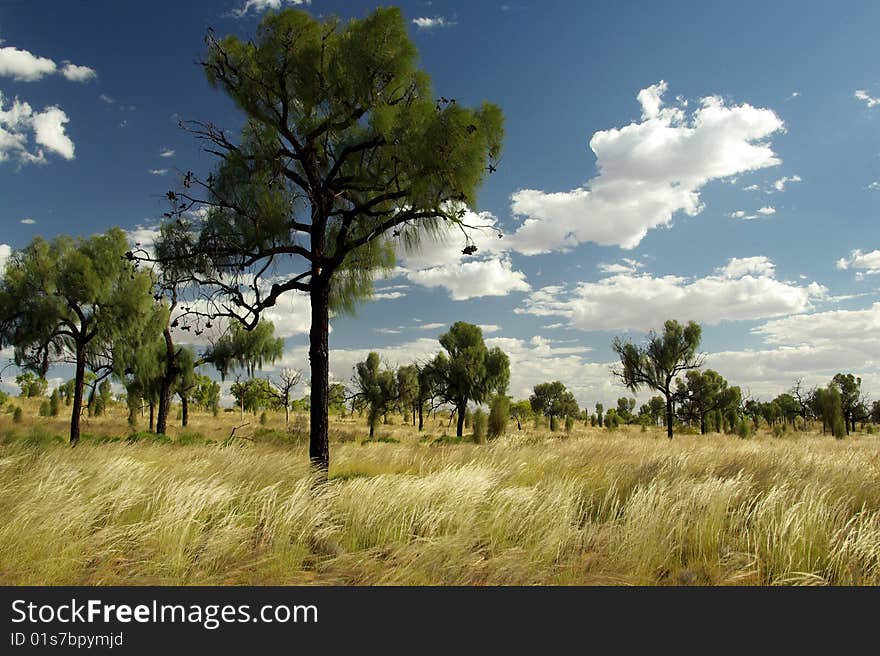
<box><xmin>0</xmin><ymin>7</ymin><xmax>878</xmax><ymax>586</ymax></box>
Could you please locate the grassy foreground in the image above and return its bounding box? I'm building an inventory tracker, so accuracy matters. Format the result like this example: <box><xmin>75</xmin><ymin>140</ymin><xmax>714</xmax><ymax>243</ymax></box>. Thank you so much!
<box><xmin>0</xmin><ymin>405</ymin><xmax>879</xmax><ymax>585</ymax></box>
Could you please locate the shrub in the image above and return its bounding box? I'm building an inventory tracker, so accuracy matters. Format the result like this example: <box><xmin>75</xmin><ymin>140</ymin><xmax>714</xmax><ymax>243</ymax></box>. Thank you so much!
<box><xmin>736</xmin><ymin>419</ymin><xmax>752</xmax><ymax>439</ymax></box>
<box><xmin>259</xmin><ymin>411</ymin><xmax>268</xmax><ymax>425</ymax></box>
<box><xmin>39</xmin><ymin>401</ymin><xmax>52</xmax><ymax>417</ymax></box>
<box><xmin>549</xmin><ymin>415</ymin><xmax>558</xmax><ymax>432</ymax></box>
<box><xmin>49</xmin><ymin>390</ymin><xmax>60</xmax><ymax>417</ymax></box>
<box><xmin>473</xmin><ymin>408</ymin><xmax>487</xmax><ymax>444</ymax></box>
<box><xmin>464</xmin><ymin>408</ymin><xmax>472</xmax><ymax>429</ymax></box>
<box><xmin>12</xmin><ymin>406</ymin><xmax>23</xmax><ymax>423</ymax></box>
<box><xmin>590</xmin><ymin>414</ymin><xmax>597</xmax><ymax>427</ymax></box>
<box><xmin>832</xmin><ymin>416</ymin><xmax>847</xmax><ymax>439</ymax></box>
<box><xmin>487</xmin><ymin>395</ymin><xmax>509</xmax><ymax>440</ymax></box>
<box><xmin>867</xmin><ymin>424</ymin><xmax>875</xmax><ymax>435</ymax></box>
<box><xmin>772</xmin><ymin>424</ymin><xmax>785</xmax><ymax>438</ymax></box>
<box><xmin>564</xmin><ymin>415</ymin><xmax>574</xmax><ymax>433</ymax></box>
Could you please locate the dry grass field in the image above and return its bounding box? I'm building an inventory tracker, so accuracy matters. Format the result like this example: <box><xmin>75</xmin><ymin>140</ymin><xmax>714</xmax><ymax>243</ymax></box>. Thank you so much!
<box><xmin>1</xmin><ymin>398</ymin><xmax>879</xmax><ymax>586</ymax></box>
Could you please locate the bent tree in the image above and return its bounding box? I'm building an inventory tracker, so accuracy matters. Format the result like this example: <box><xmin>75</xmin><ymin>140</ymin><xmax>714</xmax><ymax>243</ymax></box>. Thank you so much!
<box><xmin>612</xmin><ymin>320</ymin><xmax>704</xmax><ymax>439</ymax></box>
<box><xmin>151</xmin><ymin>7</ymin><xmax>503</xmax><ymax>471</ymax></box>
<box><xmin>0</xmin><ymin>229</ymin><xmax>155</xmax><ymax>445</ymax></box>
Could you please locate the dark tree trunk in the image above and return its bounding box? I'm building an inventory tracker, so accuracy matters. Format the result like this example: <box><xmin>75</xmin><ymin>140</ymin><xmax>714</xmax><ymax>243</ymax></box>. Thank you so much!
<box><xmin>516</xmin><ymin>416</ymin><xmax>522</xmax><ymax>430</ymax></box>
<box><xmin>456</xmin><ymin>402</ymin><xmax>466</xmax><ymax>437</ymax></box>
<box><xmin>700</xmin><ymin>412</ymin><xmax>707</xmax><ymax>435</ymax></box>
<box><xmin>69</xmin><ymin>342</ymin><xmax>86</xmax><ymax>446</ymax></box>
<box><xmin>412</xmin><ymin>405</ymin><xmax>416</xmax><ymax>426</ymax></box>
<box><xmin>369</xmin><ymin>419</ymin><xmax>375</xmax><ymax>439</ymax></box>
<box><xmin>155</xmin><ymin>328</ymin><xmax>178</xmax><ymax>435</ymax></box>
<box><xmin>309</xmin><ymin>280</ymin><xmax>330</xmax><ymax>472</ymax></box>
<box><xmin>149</xmin><ymin>402</ymin><xmax>155</xmax><ymax>432</ymax></box>
<box><xmin>181</xmin><ymin>395</ymin><xmax>189</xmax><ymax>427</ymax></box>
<box><xmin>418</xmin><ymin>400</ymin><xmax>424</xmax><ymax>431</ymax></box>
<box><xmin>665</xmin><ymin>395</ymin><xmax>674</xmax><ymax>440</ymax></box>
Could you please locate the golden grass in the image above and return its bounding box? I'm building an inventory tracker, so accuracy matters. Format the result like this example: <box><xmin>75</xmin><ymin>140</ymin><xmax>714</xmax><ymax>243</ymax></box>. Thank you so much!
<box><xmin>0</xmin><ymin>401</ymin><xmax>878</xmax><ymax>585</ymax></box>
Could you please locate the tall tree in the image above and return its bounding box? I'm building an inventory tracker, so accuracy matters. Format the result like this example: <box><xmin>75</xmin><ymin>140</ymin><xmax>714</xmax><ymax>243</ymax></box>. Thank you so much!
<box><xmin>612</xmin><ymin>320</ymin><xmax>704</xmax><ymax>439</ymax></box>
<box><xmin>529</xmin><ymin>381</ymin><xmax>579</xmax><ymax>432</ymax></box>
<box><xmin>428</xmin><ymin>322</ymin><xmax>510</xmax><ymax>438</ymax></box>
<box><xmin>146</xmin><ymin>7</ymin><xmax>503</xmax><ymax>472</ymax></box>
<box><xmin>832</xmin><ymin>373</ymin><xmax>862</xmax><ymax>434</ymax></box>
<box><xmin>351</xmin><ymin>352</ymin><xmax>397</xmax><ymax>439</ymax></box>
<box><xmin>674</xmin><ymin>369</ymin><xmax>737</xmax><ymax>435</ymax></box>
<box><xmin>395</xmin><ymin>364</ymin><xmax>419</xmax><ymax>426</ymax></box>
<box><xmin>0</xmin><ymin>229</ymin><xmax>155</xmax><ymax>445</ymax></box>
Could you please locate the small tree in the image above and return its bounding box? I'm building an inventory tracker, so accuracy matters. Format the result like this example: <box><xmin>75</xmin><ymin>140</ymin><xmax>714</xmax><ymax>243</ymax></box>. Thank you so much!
<box><xmin>509</xmin><ymin>399</ymin><xmax>532</xmax><ymax>431</ymax></box>
<box><xmin>530</xmin><ymin>381</ymin><xmax>579</xmax><ymax>432</ymax></box>
<box><xmin>472</xmin><ymin>408</ymin><xmax>487</xmax><ymax>444</ymax></box>
<box><xmin>15</xmin><ymin>372</ymin><xmax>47</xmax><ymax>398</ymax></box>
<box><xmin>49</xmin><ymin>389</ymin><xmax>60</xmax><ymax>417</ymax></box>
<box><xmin>352</xmin><ymin>352</ymin><xmax>397</xmax><ymax>439</ymax></box>
<box><xmin>269</xmin><ymin>368</ymin><xmax>303</xmax><ymax>425</ymax></box>
<box><xmin>488</xmin><ymin>394</ymin><xmax>509</xmax><ymax>439</ymax></box>
<box><xmin>595</xmin><ymin>403</ymin><xmax>604</xmax><ymax>428</ymax></box>
<box><xmin>429</xmin><ymin>322</ymin><xmax>509</xmax><ymax>437</ymax></box>
<box><xmin>612</xmin><ymin>320</ymin><xmax>704</xmax><ymax>440</ymax></box>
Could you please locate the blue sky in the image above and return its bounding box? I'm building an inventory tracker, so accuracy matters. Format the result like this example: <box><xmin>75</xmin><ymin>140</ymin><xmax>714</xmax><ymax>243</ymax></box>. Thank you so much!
<box><xmin>2</xmin><ymin>0</ymin><xmax>880</xmax><ymax>406</ymax></box>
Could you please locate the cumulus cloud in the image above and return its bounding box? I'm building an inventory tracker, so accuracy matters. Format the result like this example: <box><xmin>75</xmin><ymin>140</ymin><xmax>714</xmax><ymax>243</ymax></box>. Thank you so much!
<box><xmin>756</xmin><ymin>206</ymin><xmax>776</xmax><ymax>215</ymax></box>
<box><xmin>855</xmin><ymin>89</ymin><xmax>880</xmax><ymax>108</ymax></box>
<box><xmin>393</xmin><ymin>210</ymin><xmax>530</xmax><ymax>300</ymax></box>
<box><xmin>412</xmin><ymin>17</ymin><xmax>455</xmax><ymax>30</ymax></box>
<box><xmin>836</xmin><ymin>249</ymin><xmax>880</xmax><ymax>276</ymax></box>
<box><xmin>0</xmin><ymin>92</ymin><xmax>75</xmax><ymax>165</ymax></box>
<box><xmin>0</xmin><ymin>45</ymin><xmax>94</xmax><ymax>82</ymax></box>
<box><xmin>159</xmin><ymin>148</ymin><xmax>175</xmax><ymax>158</ymax></box>
<box><xmin>60</xmin><ymin>62</ymin><xmax>97</xmax><ymax>82</ymax></box>
<box><xmin>517</xmin><ymin>256</ymin><xmax>825</xmax><ymax>331</ymax></box>
<box><xmin>232</xmin><ymin>0</ymin><xmax>309</xmax><ymax>18</ymax></box>
<box><xmin>0</xmin><ymin>244</ymin><xmax>10</xmax><ymax>271</ymax></box>
<box><xmin>507</xmin><ymin>81</ymin><xmax>785</xmax><ymax>253</ymax></box>
<box><xmin>19</xmin><ymin>218</ymin><xmax>35</xmax><ymax>225</ymax></box>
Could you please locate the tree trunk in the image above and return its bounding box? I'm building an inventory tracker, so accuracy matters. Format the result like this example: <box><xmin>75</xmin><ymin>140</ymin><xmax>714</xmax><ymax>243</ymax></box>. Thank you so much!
<box><xmin>418</xmin><ymin>400</ymin><xmax>424</xmax><ymax>432</ymax></box>
<box><xmin>456</xmin><ymin>402</ymin><xmax>466</xmax><ymax>437</ymax></box>
<box><xmin>181</xmin><ymin>395</ymin><xmax>189</xmax><ymax>427</ymax></box>
<box><xmin>69</xmin><ymin>342</ymin><xmax>86</xmax><ymax>446</ymax></box>
<box><xmin>309</xmin><ymin>280</ymin><xmax>330</xmax><ymax>472</ymax></box>
<box><xmin>665</xmin><ymin>395</ymin><xmax>674</xmax><ymax>439</ymax></box>
<box><xmin>285</xmin><ymin>402</ymin><xmax>290</xmax><ymax>426</ymax></box>
<box><xmin>700</xmin><ymin>412</ymin><xmax>707</xmax><ymax>435</ymax></box>
<box><xmin>155</xmin><ymin>328</ymin><xmax>178</xmax><ymax>435</ymax></box>
<box><xmin>149</xmin><ymin>402</ymin><xmax>155</xmax><ymax>432</ymax></box>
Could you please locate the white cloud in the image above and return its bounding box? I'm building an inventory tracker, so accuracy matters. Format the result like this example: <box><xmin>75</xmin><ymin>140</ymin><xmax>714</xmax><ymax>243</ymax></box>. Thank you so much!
<box><xmin>30</xmin><ymin>106</ymin><xmax>74</xmax><ymax>159</ymax></box>
<box><xmin>598</xmin><ymin>258</ymin><xmax>643</xmax><ymax>274</ymax></box>
<box><xmin>729</xmin><ymin>210</ymin><xmax>757</xmax><ymax>220</ymax></box>
<box><xmin>406</xmin><ymin>257</ymin><xmax>530</xmax><ymax>301</ymax></box>
<box><xmin>19</xmin><ymin>218</ymin><xmax>35</xmax><ymax>225</ymax></box>
<box><xmin>743</xmin><ymin>184</ymin><xmax>761</xmax><ymax>191</ymax></box>
<box><xmin>0</xmin><ymin>45</ymin><xmax>94</xmax><ymax>82</ymax></box>
<box><xmin>479</xmin><ymin>324</ymin><xmax>501</xmax><ymax>334</ymax></box>
<box><xmin>418</xmin><ymin>323</ymin><xmax>446</xmax><ymax>331</ymax></box>
<box><xmin>790</xmin><ymin>91</ymin><xmax>800</xmax><ymax>99</ymax></box>
<box><xmin>99</xmin><ymin>94</ymin><xmax>115</xmax><ymax>104</ymax></box>
<box><xmin>412</xmin><ymin>17</ymin><xmax>455</xmax><ymax>30</ymax></box>
<box><xmin>393</xmin><ymin>210</ymin><xmax>530</xmax><ymax>300</ymax></box>
<box><xmin>836</xmin><ymin>249</ymin><xmax>880</xmax><ymax>275</ymax></box>
<box><xmin>0</xmin><ymin>93</ymin><xmax>75</xmax><ymax>164</ymax></box>
<box><xmin>60</xmin><ymin>62</ymin><xmax>96</xmax><ymax>82</ymax></box>
<box><xmin>232</xmin><ymin>0</ymin><xmax>309</xmax><ymax>18</ymax></box>
<box><xmin>517</xmin><ymin>256</ymin><xmax>825</xmax><ymax>331</ymax></box>
<box><xmin>508</xmin><ymin>81</ymin><xmax>785</xmax><ymax>252</ymax></box>
<box><xmin>148</xmin><ymin>168</ymin><xmax>168</xmax><ymax>176</ymax></box>
<box><xmin>159</xmin><ymin>148</ymin><xmax>175</xmax><ymax>158</ymax></box>
<box><xmin>0</xmin><ymin>244</ymin><xmax>11</xmax><ymax>272</ymax></box>
<box><xmin>0</xmin><ymin>46</ymin><xmax>56</xmax><ymax>81</ymax></box>
<box><xmin>756</xmin><ymin>206</ymin><xmax>776</xmax><ymax>215</ymax></box>
<box><xmin>372</xmin><ymin>291</ymin><xmax>406</xmax><ymax>300</ymax></box>
<box><xmin>125</xmin><ymin>224</ymin><xmax>160</xmax><ymax>251</ymax></box>
<box><xmin>772</xmin><ymin>175</ymin><xmax>801</xmax><ymax>191</ymax></box>
<box><xmin>855</xmin><ymin>89</ymin><xmax>880</xmax><ymax>108</ymax></box>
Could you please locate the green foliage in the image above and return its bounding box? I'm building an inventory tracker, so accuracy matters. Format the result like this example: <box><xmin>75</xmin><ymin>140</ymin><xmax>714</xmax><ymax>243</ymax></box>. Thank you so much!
<box><xmin>12</xmin><ymin>406</ymin><xmax>23</xmax><ymax>423</ymax></box>
<box><xmin>209</xmin><ymin>320</ymin><xmax>284</xmax><ymax>380</ymax></box>
<box><xmin>530</xmin><ymin>381</ymin><xmax>578</xmax><ymax>432</ymax></box>
<box><xmin>595</xmin><ymin>403</ymin><xmax>604</xmax><ymax>427</ymax></box>
<box><xmin>38</xmin><ymin>400</ymin><xmax>51</xmax><ymax>417</ymax></box>
<box><xmin>352</xmin><ymin>352</ymin><xmax>397</xmax><ymax>438</ymax></box>
<box><xmin>429</xmin><ymin>322</ymin><xmax>510</xmax><ymax>437</ymax></box>
<box><xmin>329</xmin><ymin>382</ymin><xmax>348</xmax><ymax>415</ymax></box>
<box><xmin>15</xmin><ymin>372</ymin><xmax>47</xmax><ymax>398</ymax></box>
<box><xmin>509</xmin><ymin>399</ymin><xmax>533</xmax><ymax>430</ymax></box>
<box><xmin>231</xmin><ymin>378</ymin><xmax>276</xmax><ymax>415</ymax></box>
<box><xmin>736</xmin><ymin>419</ymin><xmax>752</xmax><ymax>439</ymax></box>
<box><xmin>488</xmin><ymin>395</ymin><xmax>509</xmax><ymax>439</ymax></box>
<box><xmin>49</xmin><ymin>389</ymin><xmax>60</xmax><ymax>417</ymax></box>
<box><xmin>472</xmin><ymin>408</ymin><xmax>487</xmax><ymax>444</ymax></box>
<box><xmin>189</xmin><ymin>374</ymin><xmax>221</xmax><ymax>413</ymax></box>
<box><xmin>564</xmin><ymin>415</ymin><xmax>575</xmax><ymax>433</ymax></box>
<box><xmin>259</xmin><ymin>411</ymin><xmax>268</xmax><ymax>425</ymax></box>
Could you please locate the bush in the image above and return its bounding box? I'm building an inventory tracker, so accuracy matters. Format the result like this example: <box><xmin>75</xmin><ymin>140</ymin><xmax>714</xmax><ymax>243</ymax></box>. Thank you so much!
<box><xmin>12</xmin><ymin>406</ymin><xmax>23</xmax><ymax>424</ymax></box>
<box><xmin>39</xmin><ymin>401</ymin><xmax>52</xmax><ymax>417</ymax></box>
<box><xmin>549</xmin><ymin>415</ymin><xmax>558</xmax><ymax>432</ymax></box>
<box><xmin>832</xmin><ymin>416</ymin><xmax>847</xmax><ymax>439</ymax></box>
<box><xmin>772</xmin><ymin>424</ymin><xmax>785</xmax><ymax>438</ymax></box>
<box><xmin>564</xmin><ymin>415</ymin><xmax>574</xmax><ymax>433</ymax></box>
<box><xmin>259</xmin><ymin>411</ymin><xmax>268</xmax><ymax>425</ymax></box>
<box><xmin>472</xmin><ymin>408</ymin><xmax>487</xmax><ymax>444</ymax></box>
<box><xmin>867</xmin><ymin>424</ymin><xmax>876</xmax><ymax>435</ymax></box>
<box><xmin>49</xmin><ymin>390</ymin><xmax>60</xmax><ymax>417</ymax></box>
<box><xmin>464</xmin><ymin>408</ymin><xmax>472</xmax><ymax>429</ymax></box>
<box><xmin>736</xmin><ymin>419</ymin><xmax>752</xmax><ymax>439</ymax></box>
<box><xmin>487</xmin><ymin>395</ymin><xmax>509</xmax><ymax>440</ymax></box>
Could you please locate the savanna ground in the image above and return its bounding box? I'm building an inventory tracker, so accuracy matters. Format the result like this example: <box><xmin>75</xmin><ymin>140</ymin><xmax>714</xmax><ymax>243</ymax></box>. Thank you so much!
<box><xmin>1</xmin><ymin>399</ymin><xmax>879</xmax><ymax>586</ymax></box>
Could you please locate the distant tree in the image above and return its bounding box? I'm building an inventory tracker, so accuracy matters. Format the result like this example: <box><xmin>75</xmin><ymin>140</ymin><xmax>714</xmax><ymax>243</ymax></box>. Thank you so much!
<box><xmin>870</xmin><ymin>400</ymin><xmax>880</xmax><ymax>424</ymax></box>
<box><xmin>472</xmin><ymin>408</ymin><xmax>488</xmax><ymax>444</ymax></box>
<box><xmin>509</xmin><ymin>399</ymin><xmax>533</xmax><ymax>431</ymax></box>
<box><xmin>329</xmin><ymin>382</ymin><xmax>347</xmax><ymax>415</ymax></box>
<box><xmin>91</xmin><ymin>379</ymin><xmax>112</xmax><ymax>417</ymax></box>
<box><xmin>146</xmin><ymin>7</ymin><xmax>503</xmax><ymax>473</ymax></box>
<box><xmin>415</xmin><ymin>364</ymin><xmax>436</xmax><ymax>432</ymax></box>
<box><xmin>616</xmin><ymin>397</ymin><xmax>636</xmax><ymax>424</ymax></box>
<box><xmin>639</xmin><ymin>396</ymin><xmax>666</xmax><ymax>427</ymax></box>
<box><xmin>790</xmin><ymin>378</ymin><xmax>813</xmax><ymax>430</ymax></box>
<box><xmin>0</xmin><ymin>229</ymin><xmax>155</xmax><ymax>445</ymax></box>
<box><xmin>395</xmin><ymin>365</ymin><xmax>420</xmax><ymax>426</ymax></box>
<box><xmin>189</xmin><ymin>374</ymin><xmax>221</xmax><ymax>415</ymax></box>
<box><xmin>269</xmin><ymin>368</ymin><xmax>303</xmax><ymax>425</ymax></box>
<box><xmin>674</xmin><ymin>369</ymin><xmax>738</xmax><ymax>435</ymax></box>
<box><xmin>612</xmin><ymin>320</ymin><xmax>703</xmax><ymax>439</ymax></box>
<box><xmin>15</xmin><ymin>372</ymin><xmax>47</xmax><ymax>398</ymax></box>
<box><xmin>429</xmin><ymin>322</ymin><xmax>509</xmax><ymax>438</ymax></box>
<box><xmin>595</xmin><ymin>403</ymin><xmax>604</xmax><ymax>428</ymax></box>
<box><xmin>352</xmin><ymin>352</ymin><xmax>397</xmax><ymax>439</ymax></box>
<box><xmin>49</xmin><ymin>389</ymin><xmax>61</xmax><ymax>417</ymax></box>
<box><xmin>230</xmin><ymin>377</ymin><xmax>275</xmax><ymax>416</ymax></box>
<box><xmin>530</xmin><ymin>381</ymin><xmax>579</xmax><ymax>432</ymax></box>
<box><xmin>832</xmin><ymin>373</ymin><xmax>862</xmax><ymax>434</ymax></box>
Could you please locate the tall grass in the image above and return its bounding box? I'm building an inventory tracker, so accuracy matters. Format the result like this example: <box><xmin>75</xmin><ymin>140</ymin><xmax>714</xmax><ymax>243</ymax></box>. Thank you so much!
<box><xmin>0</xmin><ymin>420</ymin><xmax>878</xmax><ymax>585</ymax></box>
